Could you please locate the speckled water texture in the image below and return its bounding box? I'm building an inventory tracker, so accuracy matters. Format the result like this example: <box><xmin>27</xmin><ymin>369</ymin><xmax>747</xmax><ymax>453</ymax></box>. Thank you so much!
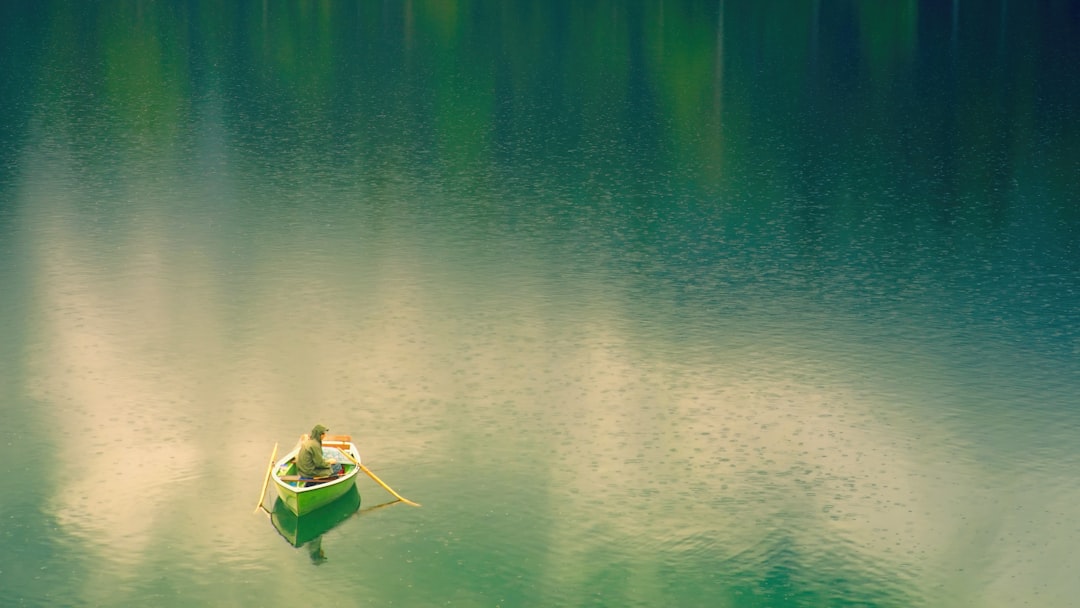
<box><xmin>2</xmin><ymin>2</ymin><xmax>1078</xmax><ymax>606</ymax></box>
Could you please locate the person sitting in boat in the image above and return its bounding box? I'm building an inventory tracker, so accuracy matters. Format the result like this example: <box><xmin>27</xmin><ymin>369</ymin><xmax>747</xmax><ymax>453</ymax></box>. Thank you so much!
<box><xmin>296</xmin><ymin>424</ymin><xmax>343</xmax><ymax>480</ymax></box>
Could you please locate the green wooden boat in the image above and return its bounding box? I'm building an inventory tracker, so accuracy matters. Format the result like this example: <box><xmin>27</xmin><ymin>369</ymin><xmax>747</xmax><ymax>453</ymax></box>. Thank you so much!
<box><xmin>270</xmin><ymin>435</ymin><xmax>362</xmax><ymax>516</ymax></box>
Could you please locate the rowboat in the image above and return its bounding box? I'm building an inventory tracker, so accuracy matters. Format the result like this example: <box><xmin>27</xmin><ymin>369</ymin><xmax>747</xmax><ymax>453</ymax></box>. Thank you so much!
<box><xmin>271</xmin><ymin>434</ymin><xmax>362</xmax><ymax>516</ymax></box>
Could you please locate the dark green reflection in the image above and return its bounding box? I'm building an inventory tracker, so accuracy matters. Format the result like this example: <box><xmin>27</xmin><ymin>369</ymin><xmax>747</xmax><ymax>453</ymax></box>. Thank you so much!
<box><xmin>270</xmin><ymin>485</ymin><xmax>362</xmax><ymax>566</ymax></box>
<box><xmin>7</xmin><ymin>1</ymin><xmax>1076</xmax><ymax>194</ymax></box>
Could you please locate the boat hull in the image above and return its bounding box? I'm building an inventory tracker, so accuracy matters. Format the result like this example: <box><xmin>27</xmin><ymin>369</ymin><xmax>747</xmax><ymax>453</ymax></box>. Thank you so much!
<box><xmin>271</xmin><ymin>439</ymin><xmax>362</xmax><ymax>516</ymax></box>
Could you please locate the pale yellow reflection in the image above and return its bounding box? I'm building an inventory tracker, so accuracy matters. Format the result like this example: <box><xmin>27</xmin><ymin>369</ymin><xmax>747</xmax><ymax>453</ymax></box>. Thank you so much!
<box><xmin>18</xmin><ymin>144</ymin><xmax>462</xmax><ymax>604</ymax></box>
<box><xmin>23</xmin><ymin>167</ymin><xmax>204</xmax><ymax>602</ymax></box>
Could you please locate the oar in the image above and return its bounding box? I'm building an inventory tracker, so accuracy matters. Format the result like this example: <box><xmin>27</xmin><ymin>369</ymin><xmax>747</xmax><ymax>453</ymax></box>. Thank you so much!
<box><xmin>253</xmin><ymin>442</ymin><xmax>279</xmax><ymax>514</ymax></box>
<box><xmin>360</xmin><ymin>463</ymin><xmax>422</xmax><ymax>507</ymax></box>
<box><xmin>339</xmin><ymin>448</ymin><xmax>421</xmax><ymax>507</ymax></box>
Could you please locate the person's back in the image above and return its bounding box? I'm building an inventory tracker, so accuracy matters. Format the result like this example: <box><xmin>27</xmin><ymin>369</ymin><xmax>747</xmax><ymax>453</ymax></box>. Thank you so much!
<box><xmin>296</xmin><ymin>424</ymin><xmax>338</xmax><ymax>478</ymax></box>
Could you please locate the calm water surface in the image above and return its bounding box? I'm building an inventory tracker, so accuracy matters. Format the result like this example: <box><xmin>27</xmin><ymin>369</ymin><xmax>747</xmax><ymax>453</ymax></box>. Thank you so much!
<box><xmin>2</xmin><ymin>2</ymin><xmax>1078</xmax><ymax>607</ymax></box>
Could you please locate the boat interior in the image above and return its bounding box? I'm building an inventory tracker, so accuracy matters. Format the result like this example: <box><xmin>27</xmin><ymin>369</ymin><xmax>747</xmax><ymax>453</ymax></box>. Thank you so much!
<box><xmin>276</xmin><ymin>435</ymin><xmax>357</xmax><ymax>488</ymax></box>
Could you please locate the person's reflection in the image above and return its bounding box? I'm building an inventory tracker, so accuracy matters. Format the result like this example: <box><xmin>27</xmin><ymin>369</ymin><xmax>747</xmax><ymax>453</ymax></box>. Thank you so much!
<box><xmin>305</xmin><ymin>536</ymin><xmax>326</xmax><ymax>564</ymax></box>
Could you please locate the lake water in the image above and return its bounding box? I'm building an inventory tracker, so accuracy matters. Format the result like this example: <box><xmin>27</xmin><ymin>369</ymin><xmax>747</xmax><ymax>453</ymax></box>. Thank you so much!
<box><xmin>2</xmin><ymin>2</ymin><xmax>1078</xmax><ymax>607</ymax></box>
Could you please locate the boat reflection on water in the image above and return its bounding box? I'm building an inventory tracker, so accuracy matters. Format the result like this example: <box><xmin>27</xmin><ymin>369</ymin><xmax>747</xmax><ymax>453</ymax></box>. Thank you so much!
<box><xmin>269</xmin><ymin>486</ymin><xmax>401</xmax><ymax>563</ymax></box>
<box><xmin>270</xmin><ymin>485</ymin><xmax>361</xmax><ymax>563</ymax></box>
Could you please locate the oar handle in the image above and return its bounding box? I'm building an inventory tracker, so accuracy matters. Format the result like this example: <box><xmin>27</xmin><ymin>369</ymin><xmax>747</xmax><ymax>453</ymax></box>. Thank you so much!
<box><xmin>336</xmin><ymin>447</ymin><xmax>361</xmax><ymax>466</ymax></box>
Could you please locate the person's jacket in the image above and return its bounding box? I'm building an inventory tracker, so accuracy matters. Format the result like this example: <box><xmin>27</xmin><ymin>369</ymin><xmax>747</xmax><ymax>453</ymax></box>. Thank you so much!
<box><xmin>296</xmin><ymin>436</ymin><xmax>333</xmax><ymax>477</ymax></box>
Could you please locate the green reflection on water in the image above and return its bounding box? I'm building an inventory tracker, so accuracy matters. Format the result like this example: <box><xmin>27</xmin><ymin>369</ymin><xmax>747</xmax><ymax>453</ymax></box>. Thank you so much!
<box><xmin>269</xmin><ymin>485</ymin><xmax>361</xmax><ymax>549</ymax></box>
